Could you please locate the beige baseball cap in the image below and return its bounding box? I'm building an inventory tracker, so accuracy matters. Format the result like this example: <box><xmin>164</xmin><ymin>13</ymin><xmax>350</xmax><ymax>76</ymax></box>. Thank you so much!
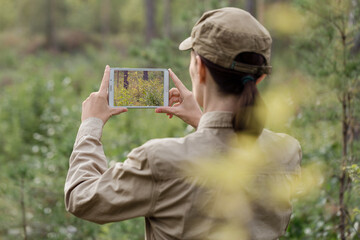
<box><xmin>179</xmin><ymin>7</ymin><xmax>272</xmax><ymax>75</ymax></box>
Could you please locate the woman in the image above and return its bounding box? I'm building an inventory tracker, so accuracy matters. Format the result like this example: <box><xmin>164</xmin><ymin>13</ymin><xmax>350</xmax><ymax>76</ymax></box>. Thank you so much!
<box><xmin>65</xmin><ymin>8</ymin><xmax>301</xmax><ymax>239</ymax></box>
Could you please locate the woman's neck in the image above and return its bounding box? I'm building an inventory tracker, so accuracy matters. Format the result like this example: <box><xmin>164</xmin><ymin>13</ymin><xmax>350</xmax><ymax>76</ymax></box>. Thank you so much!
<box><xmin>202</xmin><ymin>88</ymin><xmax>238</xmax><ymax>113</ymax></box>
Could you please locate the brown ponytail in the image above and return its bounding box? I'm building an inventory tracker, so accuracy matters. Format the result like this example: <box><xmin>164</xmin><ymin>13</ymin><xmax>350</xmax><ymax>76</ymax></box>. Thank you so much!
<box><xmin>232</xmin><ymin>80</ymin><xmax>265</xmax><ymax>136</ymax></box>
<box><xmin>199</xmin><ymin>52</ymin><xmax>267</xmax><ymax>136</ymax></box>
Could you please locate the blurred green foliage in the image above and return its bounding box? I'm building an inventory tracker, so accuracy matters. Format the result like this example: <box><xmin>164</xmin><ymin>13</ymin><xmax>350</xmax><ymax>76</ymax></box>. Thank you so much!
<box><xmin>0</xmin><ymin>43</ymin><xmax>191</xmax><ymax>239</ymax></box>
<box><xmin>285</xmin><ymin>0</ymin><xmax>360</xmax><ymax>239</ymax></box>
<box><xmin>0</xmin><ymin>0</ymin><xmax>359</xmax><ymax>239</ymax></box>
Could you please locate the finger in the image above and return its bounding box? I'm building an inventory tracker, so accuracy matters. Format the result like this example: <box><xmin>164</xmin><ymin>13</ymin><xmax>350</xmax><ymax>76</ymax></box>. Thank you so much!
<box><xmin>169</xmin><ymin>88</ymin><xmax>180</xmax><ymax>99</ymax></box>
<box><xmin>110</xmin><ymin>107</ymin><xmax>128</xmax><ymax>116</ymax></box>
<box><xmin>155</xmin><ymin>107</ymin><xmax>176</xmax><ymax>115</ymax></box>
<box><xmin>169</xmin><ymin>96</ymin><xmax>181</xmax><ymax>106</ymax></box>
<box><xmin>99</xmin><ymin>65</ymin><xmax>110</xmax><ymax>94</ymax></box>
<box><xmin>168</xmin><ymin>69</ymin><xmax>189</xmax><ymax>93</ymax></box>
<box><xmin>172</xmin><ymin>102</ymin><xmax>181</xmax><ymax>108</ymax></box>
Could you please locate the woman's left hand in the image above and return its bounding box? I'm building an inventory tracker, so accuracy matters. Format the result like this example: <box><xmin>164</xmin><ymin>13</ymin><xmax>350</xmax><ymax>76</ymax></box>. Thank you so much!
<box><xmin>81</xmin><ymin>65</ymin><xmax>128</xmax><ymax>124</ymax></box>
<box><xmin>155</xmin><ymin>69</ymin><xmax>202</xmax><ymax>128</ymax></box>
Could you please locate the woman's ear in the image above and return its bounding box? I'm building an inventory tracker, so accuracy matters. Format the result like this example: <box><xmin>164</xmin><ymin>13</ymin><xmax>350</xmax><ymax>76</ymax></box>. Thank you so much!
<box><xmin>196</xmin><ymin>55</ymin><xmax>207</xmax><ymax>84</ymax></box>
<box><xmin>256</xmin><ymin>74</ymin><xmax>267</xmax><ymax>85</ymax></box>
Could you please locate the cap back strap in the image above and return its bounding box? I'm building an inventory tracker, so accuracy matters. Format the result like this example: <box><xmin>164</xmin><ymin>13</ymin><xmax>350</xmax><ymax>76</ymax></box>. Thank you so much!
<box><xmin>230</xmin><ymin>61</ymin><xmax>272</xmax><ymax>75</ymax></box>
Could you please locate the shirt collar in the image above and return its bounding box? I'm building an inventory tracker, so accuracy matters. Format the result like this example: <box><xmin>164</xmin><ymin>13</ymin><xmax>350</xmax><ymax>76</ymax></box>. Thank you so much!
<box><xmin>197</xmin><ymin>111</ymin><xmax>234</xmax><ymax>130</ymax></box>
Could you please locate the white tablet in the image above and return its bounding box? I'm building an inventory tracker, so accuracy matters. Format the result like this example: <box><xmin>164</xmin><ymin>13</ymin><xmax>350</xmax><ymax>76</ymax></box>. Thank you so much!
<box><xmin>109</xmin><ymin>68</ymin><xmax>169</xmax><ymax>108</ymax></box>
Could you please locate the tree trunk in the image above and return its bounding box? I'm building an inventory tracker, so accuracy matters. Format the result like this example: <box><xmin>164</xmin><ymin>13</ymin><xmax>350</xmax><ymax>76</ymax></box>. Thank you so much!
<box><xmin>145</xmin><ymin>0</ymin><xmax>156</xmax><ymax>44</ymax></box>
<box><xmin>339</xmin><ymin>93</ymin><xmax>349</xmax><ymax>240</ymax></box>
<box><xmin>352</xmin><ymin>34</ymin><xmax>360</xmax><ymax>55</ymax></box>
<box><xmin>143</xmin><ymin>71</ymin><xmax>148</xmax><ymax>81</ymax></box>
<box><xmin>45</xmin><ymin>0</ymin><xmax>57</xmax><ymax>50</ymax></box>
<box><xmin>228</xmin><ymin>0</ymin><xmax>237</xmax><ymax>6</ymax></box>
<box><xmin>350</xmin><ymin>0</ymin><xmax>360</xmax><ymax>55</ymax></box>
<box><xmin>245</xmin><ymin>0</ymin><xmax>257</xmax><ymax>18</ymax></box>
<box><xmin>257</xmin><ymin>0</ymin><xmax>265</xmax><ymax>23</ymax></box>
<box><xmin>101</xmin><ymin>0</ymin><xmax>111</xmax><ymax>35</ymax></box>
<box><xmin>163</xmin><ymin>0</ymin><xmax>171</xmax><ymax>38</ymax></box>
<box><xmin>124</xmin><ymin>71</ymin><xmax>129</xmax><ymax>89</ymax></box>
<box><xmin>116</xmin><ymin>70</ymin><xmax>119</xmax><ymax>88</ymax></box>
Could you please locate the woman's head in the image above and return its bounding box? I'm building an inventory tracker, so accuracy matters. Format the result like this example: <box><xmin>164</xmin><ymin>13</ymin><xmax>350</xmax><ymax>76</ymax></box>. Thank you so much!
<box><xmin>180</xmin><ymin>8</ymin><xmax>272</xmax><ymax>136</ymax></box>
<box><xmin>179</xmin><ymin>8</ymin><xmax>272</xmax><ymax>75</ymax></box>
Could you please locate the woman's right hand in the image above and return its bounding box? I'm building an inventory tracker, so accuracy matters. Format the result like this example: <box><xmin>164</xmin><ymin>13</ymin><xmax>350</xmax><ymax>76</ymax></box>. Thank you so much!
<box><xmin>155</xmin><ymin>69</ymin><xmax>202</xmax><ymax>129</ymax></box>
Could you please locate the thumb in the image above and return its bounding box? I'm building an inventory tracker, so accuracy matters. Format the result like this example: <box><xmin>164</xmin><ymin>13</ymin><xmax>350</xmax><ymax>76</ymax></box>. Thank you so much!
<box><xmin>110</xmin><ymin>107</ymin><xmax>128</xmax><ymax>116</ymax></box>
<box><xmin>155</xmin><ymin>107</ymin><xmax>176</xmax><ymax>115</ymax></box>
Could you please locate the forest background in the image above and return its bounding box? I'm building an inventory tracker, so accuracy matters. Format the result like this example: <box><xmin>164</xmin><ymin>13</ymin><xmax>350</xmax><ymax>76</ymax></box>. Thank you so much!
<box><xmin>0</xmin><ymin>0</ymin><xmax>359</xmax><ymax>239</ymax></box>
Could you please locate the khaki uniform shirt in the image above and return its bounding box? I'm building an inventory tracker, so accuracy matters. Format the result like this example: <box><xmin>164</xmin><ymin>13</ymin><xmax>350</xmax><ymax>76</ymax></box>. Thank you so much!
<box><xmin>65</xmin><ymin>111</ymin><xmax>302</xmax><ymax>240</ymax></box>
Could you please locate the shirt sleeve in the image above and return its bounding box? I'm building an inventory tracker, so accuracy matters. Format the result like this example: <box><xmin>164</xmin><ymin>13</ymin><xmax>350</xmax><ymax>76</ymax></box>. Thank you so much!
<box><xmin>64</xmin><ymin>117</ymin><xmax>155</xmax><ymax>224</ymax></box>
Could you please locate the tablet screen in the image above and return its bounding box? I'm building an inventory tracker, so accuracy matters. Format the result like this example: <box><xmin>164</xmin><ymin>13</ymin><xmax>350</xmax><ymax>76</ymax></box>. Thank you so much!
<box><xmin>110</xmin><ymin>69</ymin><xmax>168</xmax><ymax>108</ymax></box>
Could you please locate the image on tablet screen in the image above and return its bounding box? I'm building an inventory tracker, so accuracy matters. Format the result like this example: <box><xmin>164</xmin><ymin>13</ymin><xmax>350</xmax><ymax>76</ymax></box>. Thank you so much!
<box><xmin>114</xmin><ymin>70</ymin><xmax>164</xmax><ymax>107</ymax></box>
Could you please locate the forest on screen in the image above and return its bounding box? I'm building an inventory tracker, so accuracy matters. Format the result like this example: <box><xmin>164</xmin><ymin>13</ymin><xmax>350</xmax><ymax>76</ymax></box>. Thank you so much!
<box><xmin>114</xmin><ymin>70</ymin><xmax>164</xmax><ymax>107</ymax></box>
